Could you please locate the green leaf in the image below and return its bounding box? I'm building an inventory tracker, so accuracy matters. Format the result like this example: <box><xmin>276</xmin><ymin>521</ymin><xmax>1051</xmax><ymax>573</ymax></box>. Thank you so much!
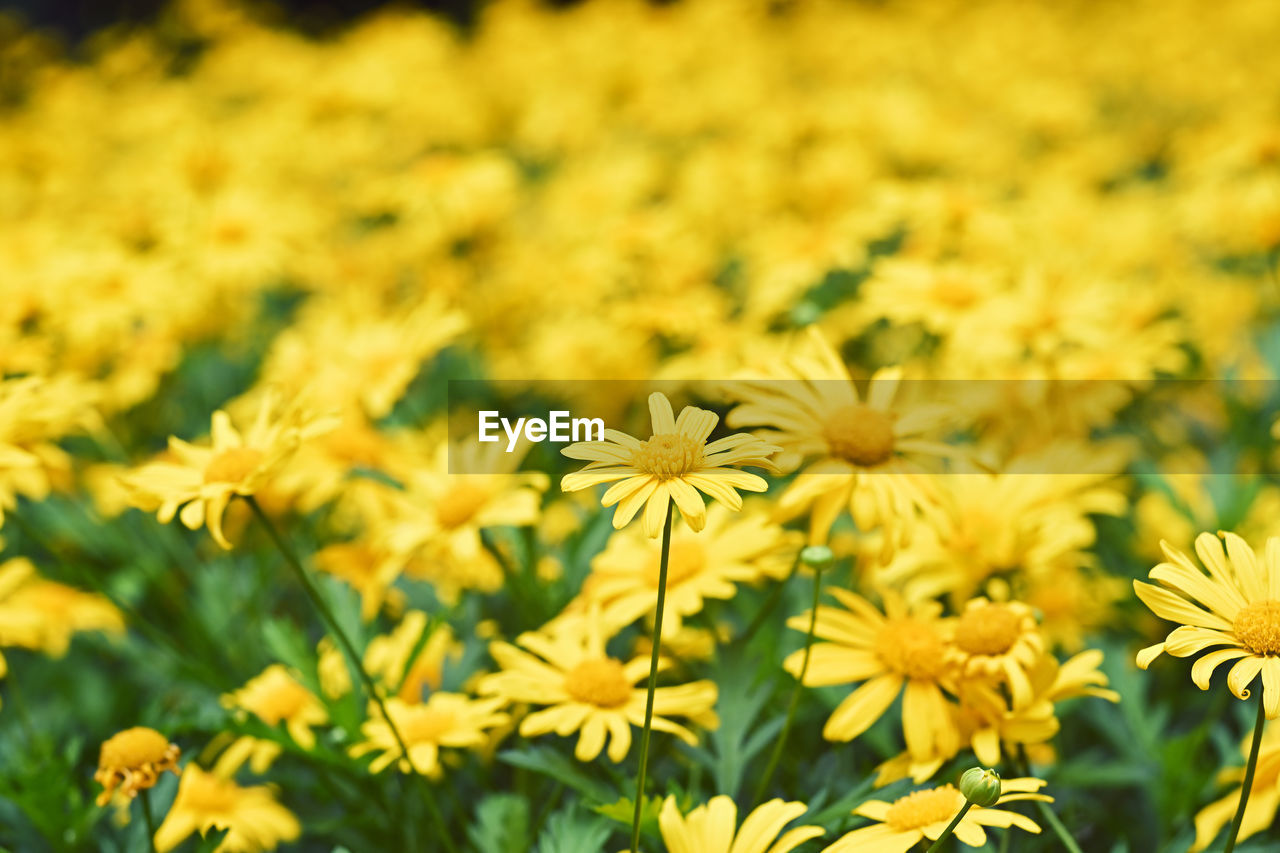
<box><xmin>535</xmin><ymin>804</ymin><xmax>614</xmax><ymax>853</ymax></box>
<box><xmin>593</xmin><ymin>794</ymin><xmax>663</xmax><ymax>840</ymax></box>
<box><xmin>499</xmin><ymin>747</ymin><xmax>617</xmax><ymax>804</ymax></box>
<box><xmin>468</xmin><ymin>794</ymin><xmax>531</xmax><ymax>853</ymax></box>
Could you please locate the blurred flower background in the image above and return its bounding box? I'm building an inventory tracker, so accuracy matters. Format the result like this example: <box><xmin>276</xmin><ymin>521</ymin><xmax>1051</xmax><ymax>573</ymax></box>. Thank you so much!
<box><xmin>2</xmin><ymin>0</ymin><xmax>1280</xmax><ymax>850</ymax></box>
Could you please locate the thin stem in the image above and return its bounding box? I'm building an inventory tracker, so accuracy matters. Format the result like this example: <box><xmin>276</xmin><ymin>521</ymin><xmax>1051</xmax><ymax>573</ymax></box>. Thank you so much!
<box><xmin>1223</xmin><ymin>690</ymin><xmax>1267</xmax><ymax>853</ymax></box>
<box><xmin>245</xmin><ymin>498</ymin><xmax>455</xmax><ymax>853</ymax></box>
<box><xmin>1015</xmin><ymin>745</ymin><xmax>1083</xmax><ymax>853</ymax></box>
<box><xmin>925</xmin><ymin>801</ymin><xmax>975</xmax><ymax>852</ymax></box>
<box><xmin>630</xmin><ymin>501</ymin><xmax>674</xmax><ymax>853</ymax></box>
<box><xmin>139</xmin><ymin>789</ymin><xmax>159</xmax><ymax>853</ymax></box>
<box><xmin>734</xmin><ymin>548</ymin><xmax>802</xmax><ymax>649</ymax></box>
<box><xmin>753</xmin><ymin>561</ymin><xmax>824</xmax><ymax>806</ymax></box>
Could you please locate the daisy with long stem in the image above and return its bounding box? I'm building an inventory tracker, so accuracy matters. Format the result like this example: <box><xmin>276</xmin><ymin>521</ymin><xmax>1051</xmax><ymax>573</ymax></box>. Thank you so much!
<box><xmin>1134</xmin><ymin>531</ymin><xmax>1280</xmax><ymax>853</ymax></box>
<box><xmin>560</xmin><ymin>391</ymin><xmax>779</xmax><ymax>852</ymax></box>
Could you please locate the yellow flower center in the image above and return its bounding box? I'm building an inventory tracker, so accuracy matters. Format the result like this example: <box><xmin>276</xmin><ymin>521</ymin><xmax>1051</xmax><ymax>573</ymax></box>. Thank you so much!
<box><xmin>885</xmin><ymin>785</ymin><xmax>963</xmax><ymax>831</ymax></box>
<box><xmin>646</xmin><ymin>541</ymin><xmax>706</xmax><ymax>588</ymax></box>
<box><xmin>400</xmin><ymin>707</ymin><xmax>456</xmax><ymax>744</ymax></box>
<box><xmin>203</xmin><ymin>447</ymin><xmax>264</xmax><ymax>484</ymax></box>
<box><xmin>823</xmin><ymin>403</ymin><xmax>895</xmax><ymax>467</ymax></box>
<box><xmin>1234</xmin><ymin>600</ymin><xmax>1280</xmax><ymax>656</ymax></box>
<box><xmin>876</xmin><ymin>618</ymin><xmax>946</xmax><ymax>680</ymax></box>
<box><xmin>955</xmin><ymin>605</ymin><xmax>1022</xmax><ymax>656</ymax></box>
<box><xmin>632</xmin><ymin>433</ymin><xmax>703</xmax><ymax>479</ymax></box>
<box><xmin>436</xmin><ymin>482</ymin><xmax>490</xmax><ymax>529</ymax></box>
<box><xmin>324</xmin><ymin>423</ymin><xmax>383</xmax><ymax>466</ymax></box>
<box><xmin>250</xmin><ymin>681</ymin><xmax>312</xmax><ymax>725</ymax></box>
<box><xmin>564</xmin><ymin>658</ymin><xmax>633</xmax><ymax>708</ymax></box>
<box><xmin>99</xmin><ymin>727</ymin><xmax>173</xmax><ymax>770</ymax></box>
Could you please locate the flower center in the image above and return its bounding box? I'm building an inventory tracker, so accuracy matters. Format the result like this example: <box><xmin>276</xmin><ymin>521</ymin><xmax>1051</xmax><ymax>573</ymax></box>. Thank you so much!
<box><xmin>250</xmin><ymin>681</ymin><xmax>312</xmax><ymax>725</ymax></box>
<box><xmin>876</xmin><ymin>618</ymin><xmax>946</xmax><ymax>680</ymax></box>
<box><xmin>646</xmin><ymin>541</ymin><xmax>706</xmax><ymax>588</ymax></box>
<box><xmin>436</xmin><ymin>483</ymin><xmax>490</xmax><ymax>529</ymax></box>
<box><xmin>564</xmin><ymin>658</ymin><xmax>633</xmax><ymax>708</ymax></box>
<box><xmin>324</xmin><ymin>423</ymin><xmax>383</xmax><ymax>466</ymax></box>
<box><xmin>203</xmin><ymin>447</ymin><xmax>264</xmax><ymax>484</ymax></box>
<box><xmin>400</xmin><ymin>707</ymin><xmax>456</xmax><ymax>744</ymax></box>
<box><xmin>822</xmin><ymin>403</ymin><xmax>895</xmax><ymax>467</ymax></box>
<box><xmin>1234</xmin><ymin>600</ymin><xmax>1280</xmax><ymax>656</ymax></box>
<box><xmin>885</xmin><ymin>785</ymin><xmax>964</xmax><ymax>831</ymax></box>
<box><xmin>632</xmin><ymin>433</ymin><xmax>702</xmax><ymax>479</ymax></box>
<box><xmin>955</xmin><ymin>605</ymin><xmax>1023</xmax><ymax>656</ymax></box>
<box><xmin>99</xmin><ymin>727</ymin><xmax>172</xmax><ymax>769</ymax></box>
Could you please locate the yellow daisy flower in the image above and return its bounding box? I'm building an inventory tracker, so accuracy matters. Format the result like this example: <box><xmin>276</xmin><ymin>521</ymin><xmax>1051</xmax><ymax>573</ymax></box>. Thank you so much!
<box><xmin>153</xmin><ymin>764</ymin><xmax>300</xmax><ymax>853</ymax></box>
<box><xmin>822</xmin><ymin>778</ymin><xmax>1050</xmax><ymax>852</ymax></box>
<box><xmin>121</xmin><ymin>392</ymin><xmax>335</xmax><ymax>548</ymax></box>
<box><xmin>94</xmin><ymin>726</ymin><xmax>181</xmax><ymax>807</ymax></box>
<box><xmin>216</xmin><ymin>664</ymin><xmax>328</xmax><ymax>775</ymax></box>
<box><xmin>476</xmin><ymin>610</ymin><xmax>719</xmax><ymax>762</ymax></box>
<box><xmin>0</xmin><ymin>557</ymin><xmax>124</xmax><ymax>657</ymax></box>
<box><xmin>658</xmin><ymin>794</ymin><xmax>824</xmax><ymax>853</ymax></box>
<box><xmin>1135</xmin><ymin>532</ymin><xmax>1280</xmax><ymax>718</ymax></box>
<box><xmin>579</xmin><ymin>503</ymin><xmax>800</xmax><ymax>637</ymax></box>
<box><xmin>783</xmin><ymin>588</ymin><xmax>959</xmax><ymax>762</ymax></box>
<box><xmin>349</xmin><ymin>693</ymin><xmax>509</xmax><ymax>777</ymax></box>
<box><xmin>726</xmin><ymin>327</ymin><xmax>955</xmax><ymax>560</ymax></box>
<box><xmin>561</xmin><ymin>391</ymin><xmax>780</xmax><ymax>538</ymax></box>
<box><xmin>944</xmin><ymin>598</ymin><xmax>1044</xmax><ymax>710</ymax></box>
<box><xmin>378</xmin><ymin>435</ymin><xmax>548</xmax><ymax>602</ymax></box>
<box><xmin>364</xmin><ymin>611</ymin><xmax>460</xmax><ymax>703</ymax></box>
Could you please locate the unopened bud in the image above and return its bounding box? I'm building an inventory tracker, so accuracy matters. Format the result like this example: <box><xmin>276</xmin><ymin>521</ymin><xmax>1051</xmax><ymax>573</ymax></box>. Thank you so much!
<box><xmin>959</xmin><ymin>767</ymin><xmax>1001</xmax><ymax>807</ymax></box>
<box><xmin>800</xmin><ymin>545</ymin><xmax>834</xmax><ymax>569</ymax></box>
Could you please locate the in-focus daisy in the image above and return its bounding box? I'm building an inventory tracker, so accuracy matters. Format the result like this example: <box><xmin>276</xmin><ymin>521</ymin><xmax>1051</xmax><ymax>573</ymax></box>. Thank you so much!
<box><xmin>579</xmin><ymin>503</ymin><xmax>800</xmax><ymax>637</ymax></box>
<box><xmin>121</xmin><ymin>391</ymin><xmax>335</xmax><ymax>548</ymax></box>
<box><xmin>94</xmin><ymin>726</ymin><xmax>181</xmax><ymax>807</ymax></box>
<box><xmin>476</xmin><ymin>609</ymin><xmax>718</xmax><ymax>762</ymax></box>
<box><xmin>944</xmin><ymin>598</ymin><xmax>1044</xmax><ymax>709</ymax></box>
<box><xmin>726</xmin><ymin>327</ymin><xmax>956</xmax><ymax>560</ymax></box>
<box><xmin>658</xmin><ymin>794</ymin><xmax>824</xmax><ymax>853</ymax></box>
<box><xmin>349</xmin><ymin>693</ymin><xmax>509</xmax><ymax>777</ymax></box>
<box><xmin>153</xmin><ymin>764</ymin><xmax>300</xmax><ymax>853</ymax></box>
<box><xmin>1135</xmin><ymin>532</ymin><xmax>1280</xmax><ymax>718</ymax></box>
<box><xmin>783</xmin><ymin>588</ymin><xmax>959</xmax><ymax>762</ymax></box>
<box><xmin>822</xmin><ymin>778</ymin><xmax>1049</xmax><ymax>852</ymax></box>
<box><xmin>561</xmin><ymin>391</ymin><xmax>780</xmax><ymax>537</ymax></box>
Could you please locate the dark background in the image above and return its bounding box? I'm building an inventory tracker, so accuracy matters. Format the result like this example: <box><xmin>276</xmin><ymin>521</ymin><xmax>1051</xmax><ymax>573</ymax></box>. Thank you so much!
<box><xmin>3</xmin><ymin>0</ymin><xmax>491</xmax><ymax>40</ymax></box>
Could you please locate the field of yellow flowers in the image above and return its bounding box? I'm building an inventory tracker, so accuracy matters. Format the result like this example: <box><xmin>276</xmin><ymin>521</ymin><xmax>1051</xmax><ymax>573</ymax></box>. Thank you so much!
<box><xmin>3</xmin><ymin>0</ymin><xmax>1280</xmax><ymax>850</ymax></box>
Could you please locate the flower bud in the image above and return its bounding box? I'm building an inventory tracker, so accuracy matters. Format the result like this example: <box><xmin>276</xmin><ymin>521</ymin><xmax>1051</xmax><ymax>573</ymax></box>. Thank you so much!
<box><xmin>800</xmin><ymin>545</ymin><xmax>835</xmax><ymax>569</ymax></box>
<box><xmin>959</xmin><ymin>767</ymin><xmax>1002</xmax><ymax>807</ymax></box>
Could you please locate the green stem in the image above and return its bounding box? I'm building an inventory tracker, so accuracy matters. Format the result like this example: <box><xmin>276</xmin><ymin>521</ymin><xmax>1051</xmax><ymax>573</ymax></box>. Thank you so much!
<box><xmin>753</xmin><ymin>562</ymin><xmax>824</xmax><ymax>806</ymax></box>
<box><xmin>925</xmin><ymin>801</ymin><xmax>975</xmax><ymax>852</ymax></box>
<box><xmin>245</xmin><ymin>498</ymin><xmax>455</xmax><ymax>853</ymax></box>
<box><xmin>1015</xmin><ymin>746</ymin><xmax>1083</xmax><ymax>853</ymax></box>
<box><xmin>1223</xmin><ymin>690</ymin><xmax>1267</xmax><ymax>853</ymax></box>
<box><xmin>734</xmin><ymin>548</ymin><xmax>802</xmax><ymax>649</ymax></box>
<box><xmin>139</xmin><ymin>789</ymin><xmax>159</xmax><ymax>853</ymax></box>
<box><xmin>630</xmin><ymin>501</ymin><xmax>674</xmax><ymax>853</ymax></box>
